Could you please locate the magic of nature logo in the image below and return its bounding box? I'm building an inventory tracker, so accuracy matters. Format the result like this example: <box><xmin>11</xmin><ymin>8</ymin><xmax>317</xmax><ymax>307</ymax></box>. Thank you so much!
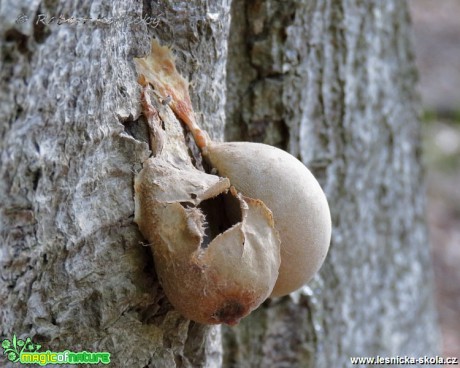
<box><xmin>1</xmin><ymin>335</ymin><xmax>110</xmax><ymax>365</ymax></box>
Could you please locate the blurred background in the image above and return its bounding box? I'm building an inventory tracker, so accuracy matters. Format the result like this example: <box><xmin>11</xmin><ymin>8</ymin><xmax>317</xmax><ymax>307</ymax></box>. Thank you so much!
<box><xmin>409</xmin><ymin>0</ymin><xmax>460</xmax><ymax>358</ymax></box>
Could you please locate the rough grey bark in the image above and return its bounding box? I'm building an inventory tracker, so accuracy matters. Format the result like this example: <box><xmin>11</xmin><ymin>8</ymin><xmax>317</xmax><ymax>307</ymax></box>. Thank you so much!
<box><xmin>223</xmin><ymin>0</ymin><xmax>439</xmax><ymax>367</ymax></box>
<box><xmin>1</xmin><ymin>1</ymin><xmax>229</xmax><ymax>367</ymax></box>
<box><xmin>0</xmin><ymin>0</ymin><xmax>439</xmax><ymax>368</ymax></box>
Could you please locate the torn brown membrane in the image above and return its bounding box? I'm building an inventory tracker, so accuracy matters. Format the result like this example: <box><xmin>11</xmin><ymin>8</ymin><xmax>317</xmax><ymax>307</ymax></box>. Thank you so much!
<box><xmin>134</xmin><ymin>159</ymin><xmax>281</xmax><ymax>325</ymax></box>
<box><xmin>134</xmin><ymin>39</ymin><xmax>281</xmax><ymax>325</ymax></box>
<box><xmin>134</xmin><ymin>40</ymin><xmax>210</xmax><ymax>150</ymax></box>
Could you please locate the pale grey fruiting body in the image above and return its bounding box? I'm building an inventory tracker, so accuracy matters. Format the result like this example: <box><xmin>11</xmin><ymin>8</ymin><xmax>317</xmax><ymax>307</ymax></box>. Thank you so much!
<box><xmin>204</xmin><ymin>141</ymin><xmax>331</xmax><ymax>297</ymax></box>
<box><xmin>134</xmin><ymin>40</ymin><xmax>330</xmax><ymax>318</ymax></box>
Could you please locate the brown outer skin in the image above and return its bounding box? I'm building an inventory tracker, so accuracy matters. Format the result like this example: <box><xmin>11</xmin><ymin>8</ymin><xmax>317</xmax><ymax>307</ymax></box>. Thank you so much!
<box><xmin>204</xmin><ymin>141</ymin><xmax>332</xmax><ymax>297</ymax></box>
<box><xmin>134</xmin><ymin>158</ymin><xmax>281</xmax><ymax>325</ymax></box>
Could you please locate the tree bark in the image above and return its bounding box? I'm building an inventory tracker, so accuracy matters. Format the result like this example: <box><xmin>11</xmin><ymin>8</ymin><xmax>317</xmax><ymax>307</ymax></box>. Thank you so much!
<box><xmin>223</xmin><ymin>0</ymin><xmax>439</xmax><ymax>367</ymax></box>
<box><xmin>1</xmin><ymin>1</ymin><xmax>229</xmax><ymax>367</ymax></box>
<box><xmin>0</xmin><ymin>0</ymin><xmax>439</xmax><ymax>367</ymax></box>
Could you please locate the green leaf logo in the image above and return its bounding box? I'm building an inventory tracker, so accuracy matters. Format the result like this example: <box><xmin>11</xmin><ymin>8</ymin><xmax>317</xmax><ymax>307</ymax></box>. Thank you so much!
<box><xmin>1</xmin><ymin>339</ymin><xmax>11</xmax><ymax>349</ymax></box>
<box><xmin>1</xmin><ymin>335</ymin><xmax>41</xmax><ymax>362</ymax></box>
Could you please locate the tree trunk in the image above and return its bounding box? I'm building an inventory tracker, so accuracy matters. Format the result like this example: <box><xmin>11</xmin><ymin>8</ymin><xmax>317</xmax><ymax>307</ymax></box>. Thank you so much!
<box><xmin>223</xmin><ymin>0</ymin><xmax>440</xmax><ymax>367</ymax></box>
<box><xmin>1</xmin><ymin>1</ymin><xmax>229</xmax><ymax>367</ymax></box>
<box><xmin>0</xmin><ymin>1</ymin><xmax>438</xmax><ymax>368</ymax></box>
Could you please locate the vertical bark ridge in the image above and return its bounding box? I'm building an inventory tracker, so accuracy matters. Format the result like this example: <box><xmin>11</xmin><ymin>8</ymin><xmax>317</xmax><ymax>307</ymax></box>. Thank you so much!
<box><xmin>223</xmin><ymin>1</ymin><xmax>438</xmax><ymax>367</ymax></box>
<box><xmin>1</xmin><ymin>1</ymin><xmax>230</xmax><ymax>366</ymax></box>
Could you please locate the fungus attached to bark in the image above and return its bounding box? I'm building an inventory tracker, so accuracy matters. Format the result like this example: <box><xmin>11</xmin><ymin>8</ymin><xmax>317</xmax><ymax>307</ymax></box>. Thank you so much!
<box><xmin>134</xmin><ymin>160</ymin><xmax>281</xmax><ymax>325</ymax></box>
<box><xmin>204</xmin><ymin>142</ymin><xmax>331</xmax><ymax>297</ymax></box>
<box><xmin>133</xmin><ymin>39</ymin><xmax>331</xmax><ymax>325</ymax></box>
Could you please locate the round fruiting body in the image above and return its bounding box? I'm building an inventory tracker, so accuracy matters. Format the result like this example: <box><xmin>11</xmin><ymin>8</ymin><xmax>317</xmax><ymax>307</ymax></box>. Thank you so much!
<box><xmin>134</xmin><ymin>39</ymin><xmax>331</xmax><ymax>320</ymax></box>
<box><xmin>204</xmin><ymin>141</ymin><xmax>331</xmax><ymax>297</ymax></box>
